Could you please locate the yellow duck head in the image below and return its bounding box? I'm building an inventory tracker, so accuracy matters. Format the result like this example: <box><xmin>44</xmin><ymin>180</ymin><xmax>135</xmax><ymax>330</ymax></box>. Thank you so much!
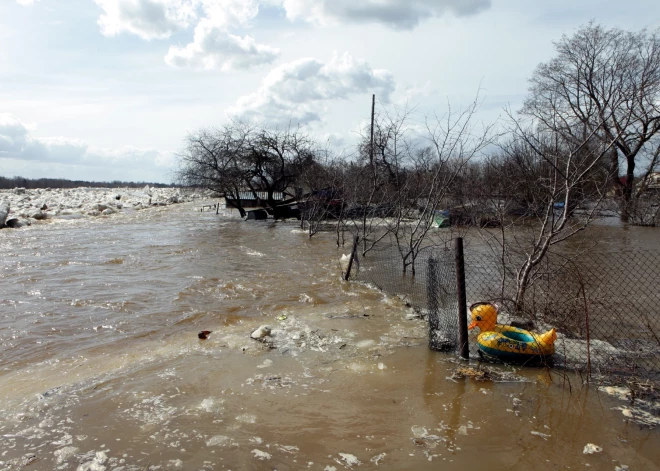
<box><xmin>468</xmin><ymin>303</ymin><xmax>498</xmax><ymax>332</ymax></box>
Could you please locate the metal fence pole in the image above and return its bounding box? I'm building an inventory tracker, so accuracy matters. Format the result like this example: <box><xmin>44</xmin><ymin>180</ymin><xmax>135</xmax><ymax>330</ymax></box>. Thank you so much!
<box><xmin>427</xmin><ymin>256</ymin><xmax>440</xmax><ymax>350</ymax></box>
<box><xmin>455</xmin><ymin>238</ymin><xmax>469</xmax><ymax>360</ymax></box>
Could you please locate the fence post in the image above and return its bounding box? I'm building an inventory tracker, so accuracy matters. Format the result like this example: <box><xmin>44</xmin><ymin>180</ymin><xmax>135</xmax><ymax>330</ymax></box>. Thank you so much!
<box><xmin>427</xmin><ymin>256</ymin><xmax>441</xmax><ymax>350</ymax></box>
<box><xmin>455</xmin><ymin>238</ymin><xmax>469</xmax><ymax>360</ymax></box>
<box><xmin>344</xmin><ymin>236</ymin><xmax>359</xmax><ymax>281</ymax></box>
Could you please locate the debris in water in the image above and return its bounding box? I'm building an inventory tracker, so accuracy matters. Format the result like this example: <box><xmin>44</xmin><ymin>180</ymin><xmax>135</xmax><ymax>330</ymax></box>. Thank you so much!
<box><xmin>614</xmin><ymin>406</ymin><xmax>660</xmax><ymax>427</ymax></box>
<box><xmin>583</xmin><ymin>443</ymin><xmax>602</xmax><ymax>454</ymax></box>
<box><xmin>370</xmin><ymin>453</ymin><xmax>386</xmax><ymax>465</ymax></box>
<box><xmin>199</xmin><ymin>398</ymin><xmax>223</xmax><ymax>413</ymax></box>
<box><xmin>277</xmin><ymin>314</ymin><xmax>288</xmax><ymax>321</ymax></box>
<box><xmin>54</xmin><ymin>446</ymin><xmax>79</xmax><ymax>464</ymax></box>
<box><xmin>198</xmin><ymin>330</ymin><xmax>212</xmax><ymax>339</ymax></box>
<box><xmin>337</xmin><ymin>453</ymin><xmax>361</xmax><ymax>468</ymax></box>
<box><xmin>77</xmin><ymin>451</ymin><xmax>108</xmax><ymax>470</ymax></box>
<box><xmin>206</xmin><ymin>435</ymin><xmax>235</xmax><ymax>447</ymax></box>
<box><xmin>451</xmin><ymin>366</ymin><xmax>520</xmax><ymax>382</ymax></box>
<box><xmin>251</xmin><ymin>449</ymin><xmax>272</xmax><ymax>460</ymax></box>
<box><xmin>236</xmin><ymin>413</ymin><xmax>257</xmax><ymax>424</ymax></box>
<box><xmin>599</xmin><ymin>384</ymin><xmax>660</xmax><ymax>427</ymax></box>
<box><xmin>411</xmin><ymin>425</ymin><xmax>428</xmax><ymax>438</ymax></box>
<box><xmin>452</xmin><ymin>366</ymin><xmax>494</xmax><ymax>381</ymax></box>
<box><xmin>530</xmin><ymin>431</ymin><xmax>551</xmax><ymax>440</ymax></box>
<box><xmin>251</xmin><ymin>325</ymin><xmax>272</xmax><ymax>340</ymax></box>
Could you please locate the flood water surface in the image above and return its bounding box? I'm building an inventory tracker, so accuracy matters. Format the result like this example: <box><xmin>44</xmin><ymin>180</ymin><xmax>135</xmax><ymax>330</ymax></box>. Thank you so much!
<box><xmin>1</xmin><ymin>203</ymin><xmax>659</xmax><ymax>470</ymax></box>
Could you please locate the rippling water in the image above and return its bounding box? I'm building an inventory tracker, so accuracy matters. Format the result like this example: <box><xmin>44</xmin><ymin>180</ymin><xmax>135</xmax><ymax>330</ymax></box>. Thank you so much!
<box><xmin>1</xmin><ymin>203</ymin><xmax>658</xmax><ymax>470</ymax></box>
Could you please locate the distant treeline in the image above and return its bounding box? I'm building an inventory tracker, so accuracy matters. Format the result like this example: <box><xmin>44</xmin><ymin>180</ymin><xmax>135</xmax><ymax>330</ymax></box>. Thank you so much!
<box><xmin>0</xmin><ymin>176</ymin><xmax>175</xmax><ymax>190</ymax></box>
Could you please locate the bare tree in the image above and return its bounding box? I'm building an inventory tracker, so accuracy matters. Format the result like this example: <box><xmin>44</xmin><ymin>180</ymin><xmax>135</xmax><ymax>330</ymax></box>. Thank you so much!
<box><xmin>478</xmin><ymin>114</ymin><xmax>617</xmax><ymax>313</ymax></box>
<box><xmin>298</xmin><ymin>153</ymin><xmax>345</xmax><ymax>237</ymax></box>
<box><xmin>246</xmin><ymin>126</ymin><xmax>318</xmax><ymax>214</ymax></box>
<box><xmin>175</xmin><ymin>123</ymin><xmax>253</xmax><ymax>217</ymax></box>
<box><xmin>522</xmin><ymin>23</ymin><xmax>660</xmax><ymax>221</ymax></box>
<box><xmin>175</xmin><ymin>121</ymin><xmax>319</xmax><ymax>218</ymax></box>
<box><xmin>341</xmin><ymin>94</ymin><xmax>496</xmax><ymax>275</ymax></box>
<box><xmin>391</xmin><ymin>94</ymin><xmax>495</xmax><ymax>275</ymax></box>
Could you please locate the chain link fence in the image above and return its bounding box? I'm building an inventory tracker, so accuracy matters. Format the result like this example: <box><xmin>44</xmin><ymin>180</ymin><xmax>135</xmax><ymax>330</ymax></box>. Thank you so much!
<box><xmin>348</xmin><ymin>240</ymin><xmax>660</xmax><ymax>380</ymax></box>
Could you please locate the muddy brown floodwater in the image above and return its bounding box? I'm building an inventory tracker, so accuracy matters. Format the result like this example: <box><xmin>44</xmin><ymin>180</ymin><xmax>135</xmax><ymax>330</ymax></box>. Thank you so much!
<box><xmin>1</xmin><ymin>202</ymin><xmax>659</xmax><ymax>470</ymax></box>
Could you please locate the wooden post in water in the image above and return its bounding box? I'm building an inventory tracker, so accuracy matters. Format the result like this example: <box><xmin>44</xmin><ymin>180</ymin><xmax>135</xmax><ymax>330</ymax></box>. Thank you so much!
<box><xmin>455</xmin><ymin>237</ymin><xmax>469</xmax><ymax>360</ymax></box>
<box><xmin>344</xmin><ymin>236</ymin><xmax>359</xmax><ymax>281</ymax></box>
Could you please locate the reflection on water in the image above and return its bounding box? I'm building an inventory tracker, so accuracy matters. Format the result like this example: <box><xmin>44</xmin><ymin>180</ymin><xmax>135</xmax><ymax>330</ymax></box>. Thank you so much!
<box><xmin>0</xmin><ymin>202</ymin><xmax>658</xmax><ymax>470</ymax></box>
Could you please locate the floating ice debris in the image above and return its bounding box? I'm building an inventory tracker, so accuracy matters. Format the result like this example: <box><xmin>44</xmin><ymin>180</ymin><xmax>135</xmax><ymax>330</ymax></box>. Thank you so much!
<box><xmin>337</xmin><ymin>453</ymin><xmax>361</xmax><ymax>467</ymax></box>
<box><xmin>257</xmin><ymin>359</ymin><xmax>273</xmax><ymax>369</ymax></box>
<box><xmin>206</xmin><ymin>435</ymin><xmax>233</xmax><ymax>447</ymax></box>
<box><xmin>377</xmin><ymin>362</ymin><xmax>386</xmax><ymax>370</ymax></box>
<box><xmin>236</xmin><ymin>413</ymin><xmax>257</xmax><ymax>424</ymax></box>
<box><xmin>76</xmin><ymin>451</ymin><xmax>108</xmax><ymax>471</ymax></box>
<box><xmin>614</xmin><ymin>406</ymin><xmax>660</xmax><ymax>427</ymax></box>
<box><xmin>530</xmin><ymin>431</ymin><xmax>551</xmax><ymax>439</ymax></box>
<box><xmin>277</xmin><ymin>445</ymin><xmax>299</xmax><ymax>454</ymax></box>
<box><xmin>251</xmin><ymin>449</ymin><xmax>271</xmax><ymax>460</ymax></box>
<box><xmin>599</xmin><ymin>385</ymin><xmax>660</xmax><ymax>427</ymax></box>
<box><xmin>615</xmin><ymin>465</ymin><xmax>629</xmax><ymax>471</ymax></box>
<box><xmin>93</xmin><ymin>325</ymin><xmax>114</xmax><ymax>331</ymax></box>
<box><xmin>347</xmin><ymin>362</ymin><xmax>369</xmax><ymax>373</ymax></box>
<box><xmin>457</xmin><ymin>426</ymin><xmax>468</xmax><ymax>436</ymax></box>
<box><xmin>583</xmin><ymin>443</ymin><xmax>602</xmax><ymax>454</ymax></box>
<box><xmin>251</xmin><ymin>325</ymin><xmax>272</xmax><ymax>340</ymax></box>
<box><xmin>370</xmin><ymin>453</ymin><xmax>386</xmax><ymax>465</ymax></box>
<box><xmin>599</xmin><ymin>386</ymin><xmax>631</xmax><ymax>400</ymax></box>
<box><xmin>199</xmin><ymin>398</ymin><xmax>220</xmax><ymax>413</ymax></box>
<box><xmin>411</xmin><ymin>426</ymin><xmax>428</xmax><ymax>438</ymax></box>
<box><xmin>54</xmin><ymin>447</ymin><xmax>78</xmax><ymax>464</ymax></box>
<box><xmin>168</xmin><ymin>459</ymin><xmax>183</xmax><ymax>468</ymax></box>
<box><xmin>52</xmin><ymin>433</ymin><xmax>73</xmax><ymax>446</ymax></box>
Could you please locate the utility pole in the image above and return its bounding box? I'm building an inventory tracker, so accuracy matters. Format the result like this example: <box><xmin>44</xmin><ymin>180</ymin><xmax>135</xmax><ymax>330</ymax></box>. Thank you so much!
<box><xmin>370</xmin><ymin>94</ymin><xmax>375</xmax><ymax>170</ymax></box>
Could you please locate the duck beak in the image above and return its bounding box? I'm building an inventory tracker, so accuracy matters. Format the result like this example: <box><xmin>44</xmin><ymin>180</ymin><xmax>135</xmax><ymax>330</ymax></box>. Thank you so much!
<box><xmin>468</xmin><ymin>321</ymin><xmax>477</xmax><ymax>330</ymax></box>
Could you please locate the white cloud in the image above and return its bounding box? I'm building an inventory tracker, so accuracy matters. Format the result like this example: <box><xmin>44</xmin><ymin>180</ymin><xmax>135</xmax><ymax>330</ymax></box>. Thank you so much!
<box><xmin>94</xmin><ymin>0</ymin><xmax>199</xmax><ymax>40</ymax></box>
<box><xmin>16</xmin><ymin>0</ymin><xmax>39</xmax><ymax>5</ymax></box>
<box><xmin>198</xmin><ymin>0</ymin><xmax>259</xmax><ymax>29</ymax></box>
<box><xmin>95</xmin><ymin>0</ymin><xmax>276</xmax><ymax>70</ymax></box>
<box><xmin>0</xmin><ymin>113</ymin><xmax>173</xmax><ymax>181</ymax></box>
<box><xmin>165</xmin><ymin>21</ymin><xmax>279</xmax><ymax>70</ymax></box>
<box><xmin>279</xmin><ymin>0</ymin><xmax>491</xmax><ymax>30</ymax></box>
<box><xmin>229</xmin><ymin>52</ymin><xmax>396</xmax><ymax>125</ymax></box>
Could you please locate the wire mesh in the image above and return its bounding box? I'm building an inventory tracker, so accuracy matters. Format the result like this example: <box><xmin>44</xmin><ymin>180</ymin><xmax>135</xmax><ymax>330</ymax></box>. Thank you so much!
<box><xmin>348</xmin><ymin>243</ymin><xmax>460</xmax><ymax>351</ymax></box>
<box><xmin>349</xmin><ymin>241</ymin><xmax>660</xmax><ymax>380</ymax></box>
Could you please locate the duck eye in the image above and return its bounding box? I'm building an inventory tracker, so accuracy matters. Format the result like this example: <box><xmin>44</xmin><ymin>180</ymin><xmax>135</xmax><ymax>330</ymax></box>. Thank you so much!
<box><xmin>476</xmin><ymin>316</ymin><xmax>482</xmax><ymax>321</ymax></box>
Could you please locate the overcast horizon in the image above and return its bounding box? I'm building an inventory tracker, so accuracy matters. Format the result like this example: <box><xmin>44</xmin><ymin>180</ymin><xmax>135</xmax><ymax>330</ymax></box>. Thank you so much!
<box><xmin>1</xmin><ymin>0</ymin><xmax>658</xmax><ymax>184</ymax></box>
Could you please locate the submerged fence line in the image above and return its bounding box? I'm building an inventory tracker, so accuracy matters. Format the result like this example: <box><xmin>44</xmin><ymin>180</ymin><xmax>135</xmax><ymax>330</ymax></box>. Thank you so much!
<box><xmin>348</xmin><ymin>239</ymin><xmax>660</xmax><ymax>380</ymax></box>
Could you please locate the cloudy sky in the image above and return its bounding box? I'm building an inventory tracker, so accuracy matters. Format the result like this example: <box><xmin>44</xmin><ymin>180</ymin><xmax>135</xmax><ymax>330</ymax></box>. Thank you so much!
<box><xmin>1</xmin><ymin>0</ymin><xmax>658</xmax><ymax>183</ymax></box>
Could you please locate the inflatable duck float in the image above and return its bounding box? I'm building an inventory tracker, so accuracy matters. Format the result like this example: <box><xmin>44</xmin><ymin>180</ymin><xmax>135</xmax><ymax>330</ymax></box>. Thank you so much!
<box><xmin>468</xmin><ymin>302</ymin><xmax>557</xmax><ymax>362</ymax></box>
